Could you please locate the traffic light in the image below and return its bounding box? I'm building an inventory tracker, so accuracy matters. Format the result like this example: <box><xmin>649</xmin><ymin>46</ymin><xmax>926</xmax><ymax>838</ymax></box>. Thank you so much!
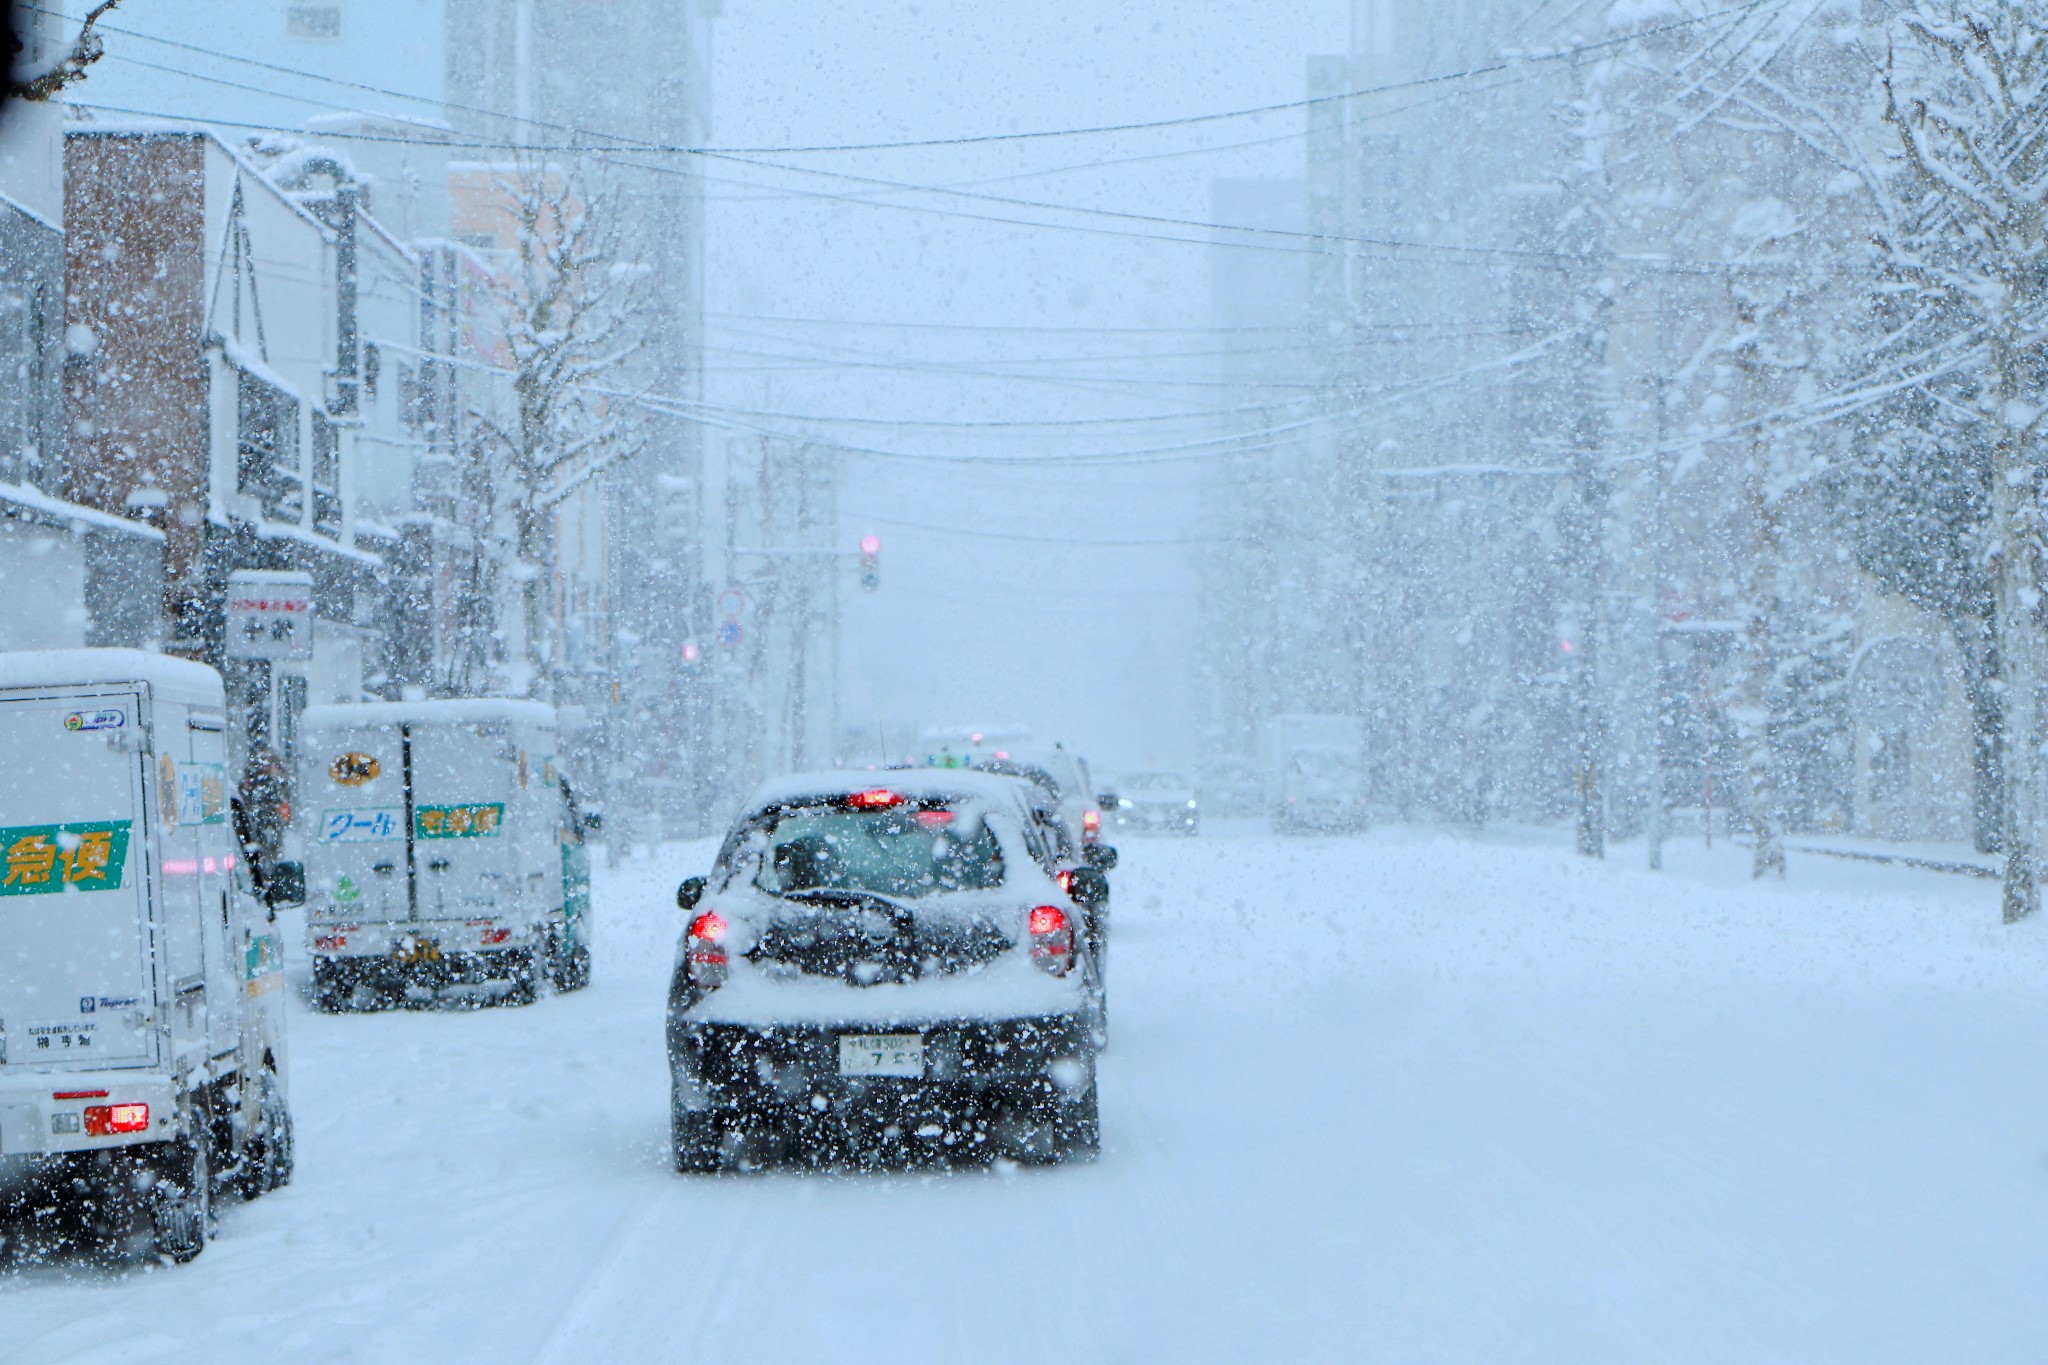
<box><xmin>859</xmin><ymin>534</ymin><xmax>880</xmax><ymax>592</ymax></box>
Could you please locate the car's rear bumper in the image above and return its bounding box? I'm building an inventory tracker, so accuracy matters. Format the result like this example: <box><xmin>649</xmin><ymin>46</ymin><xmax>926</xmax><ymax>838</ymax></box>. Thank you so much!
<box><xmin>670</xmin><ymin>1012</ymin><xmax>1091</xmax><ymax>1125</ymax></box>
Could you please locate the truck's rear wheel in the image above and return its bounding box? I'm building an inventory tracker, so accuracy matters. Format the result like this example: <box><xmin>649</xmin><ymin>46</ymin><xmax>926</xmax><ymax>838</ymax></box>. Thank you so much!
<box><xmin>150</xmin><ymin>1137</ymin><xmax>211</xmax><ymax>1263</ymax></box>
<box><xmin>503</xmin><ymin>948</ymin><xmax>539</xmax><ymax>1006</ymax></box>
<box><xmin>555</xmin><ymin>940</ymin><xmax>592</xmax><ymax>993</ymax></box>
<box><xmin>237</xmin><ymin>1073</ymin><xmax>294</xmax><ymax>1197</ymax></box>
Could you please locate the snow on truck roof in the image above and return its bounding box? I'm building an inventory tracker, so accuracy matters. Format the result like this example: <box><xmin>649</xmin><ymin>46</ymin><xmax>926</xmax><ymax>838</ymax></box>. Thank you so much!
<box><xmin>743</xmin><ymin>769</ymin><xmax>1028</xmax><ymax>814</ymax></box>
<box><xmin>300</xmin><ymin>699</ymin><xmax>558</xmax><ymax>730</ymax></box>
<box><xmin>0</xmin><ymin>648</ymin><xmax>223</xmax><ymax>706</ymax></box>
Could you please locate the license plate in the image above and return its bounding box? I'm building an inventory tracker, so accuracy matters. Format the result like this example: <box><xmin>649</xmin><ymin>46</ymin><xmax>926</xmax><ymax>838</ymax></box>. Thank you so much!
<box><xmin>393</xmin><ymin>938</ymin><xmax>441</xmax><ymax>965</ymax></box>
<box><xmin>838</xmin><ymin>1033</ymin><xmax>924</xmax><ymax>1078</ymax></box>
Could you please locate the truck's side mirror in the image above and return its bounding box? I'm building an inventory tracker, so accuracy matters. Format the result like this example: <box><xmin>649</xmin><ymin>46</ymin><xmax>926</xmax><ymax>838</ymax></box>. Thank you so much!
<box><xmin>1066</xmin><ymin>866</ymin><xmax>1110</xmax><ymax>908</ymax></box>
<box><xmin>1083</xmin><ymin>844</ymin><xmax>1118</xmax><ymax>873</ymax></box>
<box><xmin>267</xmin><ymin>860</ymin><xmax>306</xmax><ymax>910</ymax></box>
<box><xmin>677</xmin><ymin>876</ymin><xmax>706</xmax><ymax>911</ymax></box>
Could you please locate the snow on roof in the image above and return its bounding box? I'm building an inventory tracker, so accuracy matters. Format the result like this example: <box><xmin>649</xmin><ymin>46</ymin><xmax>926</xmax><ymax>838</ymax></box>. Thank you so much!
<box><xmin>0</xmin><ymin>481</ymin><xmax>165</xmax><ymax>541</ymax></box>
<box><xmin>0</xmin><ymin>648</ymin><xmax>223</xmax><ymax>706</ymax></box>
<box><xmin>301</xmin><ymin>698</ymin><xmax>558</xmax><ymax>731</ymax></box>
<box><xmin>742</xmin><ymin>768</ymin><xmax>1027</xmax><ymax>813</ymax></box>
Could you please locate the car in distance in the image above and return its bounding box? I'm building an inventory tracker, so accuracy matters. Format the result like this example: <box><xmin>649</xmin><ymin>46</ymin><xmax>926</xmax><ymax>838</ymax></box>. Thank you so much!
<box><xmin>1112</xmin><ymin>770</ymin><xmax>1200</xmax><ymax>836</ymax></box>
<box><xmin>665</xmin><ymin>771</ymin><xmax>1108</xmax><ymax>1171</ymax></box>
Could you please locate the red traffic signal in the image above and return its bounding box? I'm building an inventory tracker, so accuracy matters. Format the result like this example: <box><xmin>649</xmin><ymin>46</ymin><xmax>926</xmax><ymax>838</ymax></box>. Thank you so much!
<box><xmin>859</xmin><ymin>534</ymin><xmax>880</xmax><ymax>591</ymax></box>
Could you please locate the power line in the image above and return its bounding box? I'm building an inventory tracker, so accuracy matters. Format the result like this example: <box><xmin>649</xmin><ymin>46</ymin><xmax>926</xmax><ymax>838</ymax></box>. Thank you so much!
<box><xmin>47</xmin><ymin>0</ymin><xmax>1781</xmax><ymax>155</ymax></box>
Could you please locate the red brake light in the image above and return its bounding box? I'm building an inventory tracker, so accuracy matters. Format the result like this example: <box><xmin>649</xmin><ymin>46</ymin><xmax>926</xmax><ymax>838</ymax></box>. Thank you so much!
<box><xmin>687</xmin><ymin>909</ymin><xmax>730</xmax><ymax>988</ymax></box>
<box><xmin>54</xmin><ymin>1090</ymin><xmax>109</xmax><ymax>1101</ymax></box>
<box><xmin>1056</xmin><ymin>869</ymin><xmax>1074</xmax><ymax>894</ymax></box>
<box><xmin>913</xmin><ymin>809</ymin><xmax>955</xmax><ymax>828</ymax></box>
<box><xmin>1029</xmin><ymin>904</ymin><xmax>1074</xmax><ymax>976</ymax></box>
<box><xmin>847</xmin><ymin>788</ymin><xmax>902</xmax><ymax>809</ymax></box>
<box><xmin>84</xmin><ymin>1102</ymin><xmax>149</xmax><ymax>1136</ymax></box>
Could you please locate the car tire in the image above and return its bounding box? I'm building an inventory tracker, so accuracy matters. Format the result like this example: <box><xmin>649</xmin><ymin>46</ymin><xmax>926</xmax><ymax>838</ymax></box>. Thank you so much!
<box><xmin>1057</xmin><ymin>1066</ymin><xmax>1101</xmax><ymax>1162</ymax></box>
<box><xmin>150</xmin><ymin>1135</ymin><xmax>211</xmax><ymax>1263</ymax></box>
<box><xmin>237</xmin><ymin>1072</ymin><xmax>294</xmax><ymax>1198</ymax></box>
<box><xmin>672</xmin><ymin>1109</ymin><xmax>734</xmax><ymax>1174</ymax></box>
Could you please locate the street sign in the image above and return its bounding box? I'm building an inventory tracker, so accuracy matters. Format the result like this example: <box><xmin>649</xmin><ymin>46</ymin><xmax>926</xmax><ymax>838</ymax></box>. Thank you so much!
<box><xmin>224</xmin><ymin>570</ymin><xmax>314</xmax><ymax>662</ymax></box>
<box><xmin>716</xmin><ymin>619</ymin><xmax>744</xmax><ymax>649</ymax></box>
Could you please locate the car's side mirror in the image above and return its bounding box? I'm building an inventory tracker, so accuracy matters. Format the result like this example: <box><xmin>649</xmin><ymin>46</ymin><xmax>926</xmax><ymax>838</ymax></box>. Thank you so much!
<box><xmin>266</xmin><ymin>860</ymin><xmax>306</xmax><ymax>910</ymax></box>
<box><xmin>1066</xmin><ymin>866</ymin><xmax>1110</xmax><ymax>908</ymax></box>
<box><xmin>677</xmin><ymin>876</ymin><xmax>707</xmax><ymax>911</ymax></box>
<box><xmin>1083</xmin><ymin>844</ymin><xmax>1118</xmax><ymax>872</ymax></box>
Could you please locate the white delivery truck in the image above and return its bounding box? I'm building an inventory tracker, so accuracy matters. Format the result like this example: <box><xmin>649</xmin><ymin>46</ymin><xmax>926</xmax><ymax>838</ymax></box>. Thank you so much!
<box><xmin>299</xmin><ymin>699</ymin><xmax>595</xmax><ymax>1008</ymax></box>
<box><xmin>0</xmin><ymin>649</ymin><xmax>297</xmax><ymax>1263</ymax></box>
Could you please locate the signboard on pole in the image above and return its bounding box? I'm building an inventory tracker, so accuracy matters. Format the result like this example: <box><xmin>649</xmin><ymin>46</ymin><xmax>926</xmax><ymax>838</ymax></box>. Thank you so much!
<box><xmin>225</xmin><ymin>570</ymin><xmax>315</xmax><ymax>662</ymax></box>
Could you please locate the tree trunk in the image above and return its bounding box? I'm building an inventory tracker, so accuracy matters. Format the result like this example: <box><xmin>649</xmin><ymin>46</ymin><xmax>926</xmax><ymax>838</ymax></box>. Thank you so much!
<box><xmin>1990</xmin><ymin>434</ymin><xmax>2039</xmax><ymax>923</ymax></box>
<box><xmin>1950</xmin><ymin>614</ymin><xmax>2005</xmax><ymax>856</ymax></box>
<box><xmin>1740</xmin><ymin>433</ymin><xmax>1786</xmax><ymax>880</ymax></box>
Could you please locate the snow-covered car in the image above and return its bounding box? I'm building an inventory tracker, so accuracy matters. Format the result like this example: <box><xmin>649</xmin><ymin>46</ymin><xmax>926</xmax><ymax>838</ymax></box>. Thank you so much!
<box><xmin>960</xmin><ymin>742</ymin><xmax>1111</xmax><ymax>858</ymax></box>
<box><xmin>0</xmin><ymin>650</ymin><xmax>296</xmax><ymax>1263</ymax></box>
<box><xmin>1112</xmin><ymin>770</ymin><xmax>1200</xmax><ymax>835</ymax></box>
<box><xmin>665</xmin><ymin>771</ymin><xmax>1108</xmax><ymax>1170</ymax></box>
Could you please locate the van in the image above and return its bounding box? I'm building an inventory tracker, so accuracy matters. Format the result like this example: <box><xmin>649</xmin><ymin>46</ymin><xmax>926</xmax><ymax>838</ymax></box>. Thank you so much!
<box><xmin>0</xmin><ymin>649</ymin><xmax>297</xmax><ymax>1262</ymax></box>
<box><xmin>298</xmin><ymin>699</ymin><xmax>594</xmax><ymax>1008</ymax></box>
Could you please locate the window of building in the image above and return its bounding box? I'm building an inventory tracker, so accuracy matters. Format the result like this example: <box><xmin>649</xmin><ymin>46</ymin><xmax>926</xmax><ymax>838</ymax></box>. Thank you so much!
<box><xmin>237</xmin><ymin>369</ymin><xmax>303</xmax><ymax>524</ymax></box>
<box><xmin>312</xmin><ymin>410</ymin><xmax>343</xmax><ymax>539</ymax></box>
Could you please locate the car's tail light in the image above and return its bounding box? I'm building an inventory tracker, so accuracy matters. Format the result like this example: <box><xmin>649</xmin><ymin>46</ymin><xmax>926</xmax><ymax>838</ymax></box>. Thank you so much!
<box><xmin>84</xmin><ymin>1102</ymin><xmax>149</xmax><ymax>1136</ymax></box>
<box><xmin>687</xmin><ymin>910</ymin><xmax>729</xmax><ymax>989</ymax></box>
<box><xmin>1056</xmin><ymin>869</ymin><xmax>1074</xmax><ymax>895</ymax></box>
<box><xmin>1029</xmin><ymin>904</ymin><xmax>1073</xmax><ymax>976</ymax></box>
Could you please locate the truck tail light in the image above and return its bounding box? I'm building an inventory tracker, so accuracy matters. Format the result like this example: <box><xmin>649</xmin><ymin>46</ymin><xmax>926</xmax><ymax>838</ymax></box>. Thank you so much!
<box><xmin>1029</xmin><ymin>904</ymin><xmax>1073</xmax><ymax>976</ymax></box>
<box><xmin>687</xmin><ymin>910</ymin><xmax>729</xmax><ymax>989</ymax></box>
<box><xmin>84</xmin><ymin>1102</ymin><xmax>149</xmax><ymax>1136</ymax></box>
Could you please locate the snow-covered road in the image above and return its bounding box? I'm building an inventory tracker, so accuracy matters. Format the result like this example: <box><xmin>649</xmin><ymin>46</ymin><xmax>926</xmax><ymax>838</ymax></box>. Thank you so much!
<box><xmin>5</xmin><ymin>827</ymin><xmax>2047</xmax><ymax>1363</ymax></box>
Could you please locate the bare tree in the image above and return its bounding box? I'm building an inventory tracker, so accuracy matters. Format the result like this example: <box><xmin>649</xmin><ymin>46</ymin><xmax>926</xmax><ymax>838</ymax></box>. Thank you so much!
<box><xmin>6</xmin><ymin>0</ymin><xmax>122</xmax><ymax>102</ymax></box>
<box><xmin>1877</xmin><ymin>1</ymin><xmax>2048</xmax><ymax>921</ymax></box>
<box><xmin>471</xmin><ymin>156</ymin><xmax>647</xmax><ymax>698</ymax></box>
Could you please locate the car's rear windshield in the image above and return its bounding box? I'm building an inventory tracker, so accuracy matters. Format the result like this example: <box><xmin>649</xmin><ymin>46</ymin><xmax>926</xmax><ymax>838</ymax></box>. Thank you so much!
<box><xmin>968</xmin><ymin>759</ymin><xmax>1061</xmax><ymax>801</ymax></box>
<box><xmin>751</xmin><ymin>801</ymin><xmax>1006</xmax><ymax>898</ymax></box>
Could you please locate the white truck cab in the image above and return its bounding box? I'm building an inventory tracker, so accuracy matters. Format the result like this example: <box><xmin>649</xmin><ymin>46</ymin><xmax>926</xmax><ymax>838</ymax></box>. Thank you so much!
<box><xmin>298</xmin><ymin>699</ymin><xmax>595</xmax><ymax>1008</ymax></box>
<box><xmin>0</xmin><ymin>649</ymin><xmax>296</xmax><ymax>1262</ymax></box>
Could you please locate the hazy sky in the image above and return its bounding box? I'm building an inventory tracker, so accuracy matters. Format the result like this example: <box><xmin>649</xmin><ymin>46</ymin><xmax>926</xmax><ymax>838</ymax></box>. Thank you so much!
<box><xmin>706</xmin><ymin>1</ymin><xmax>1345</xmax><ymax>770</ymax></box>
<box><xmin>55</xmin><ymin>0</ymin><xmax>1349</xmax><ymax>773</ymax></box>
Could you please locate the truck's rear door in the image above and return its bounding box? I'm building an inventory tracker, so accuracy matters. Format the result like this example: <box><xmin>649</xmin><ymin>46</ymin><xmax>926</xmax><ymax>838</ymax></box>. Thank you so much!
<box><xmin>0</xmin><ymin>686</ymin><xmax>157</xmax><ymax>1071</ymax></box>
<box><xmin>407</xmin><ymin>721</ymin><xmax>519</xmax><ymax>923</ymax></box>
<box><xmin>305</xmin><ymin>715</ymin><xmax>410</xmax><ymax>924</ymax></box>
